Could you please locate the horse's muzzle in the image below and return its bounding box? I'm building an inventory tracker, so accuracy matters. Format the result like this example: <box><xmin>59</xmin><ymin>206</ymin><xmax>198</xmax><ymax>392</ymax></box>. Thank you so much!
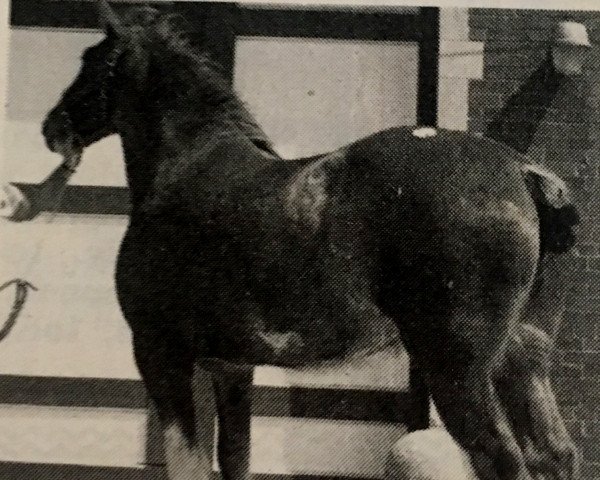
<box><xmin>42</xmin><ymin>108</ymin><xmax>82</xmax><ymax>155</ymax></box>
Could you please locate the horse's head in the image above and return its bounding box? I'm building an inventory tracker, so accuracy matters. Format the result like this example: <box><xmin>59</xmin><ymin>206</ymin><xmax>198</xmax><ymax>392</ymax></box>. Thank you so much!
<box><xmin>42</xmin><ymin>0</ymin><xmax>271</xmax><ymax>172</ymax></box>
<box><xmin>42</xmin><ymin>0</ymin><xmax>151</xmax><ymax>162</ymax></box>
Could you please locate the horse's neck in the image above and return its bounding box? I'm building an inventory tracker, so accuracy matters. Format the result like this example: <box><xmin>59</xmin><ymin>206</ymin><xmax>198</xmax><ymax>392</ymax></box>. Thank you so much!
<box><xmin>118</xmin><ymin>109</ymin><xmax>277</xmax><ymax>214</ymax></box>
<box><xmin>115</xmin><ymin>71</ymin><xmax>278</xmax><ymax>208</ymax></box>
<box><xmin>118</xmin><ymin>114</ymin><xmax>164</xmax><ymax>209</ymax></box>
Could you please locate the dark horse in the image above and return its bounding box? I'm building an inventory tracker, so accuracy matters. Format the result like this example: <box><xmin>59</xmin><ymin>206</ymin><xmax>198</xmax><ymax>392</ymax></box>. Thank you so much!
<box><xmin>42</xmin><ymin>3</ymin><xmax>580</xmax><ymax>480</ymax></box>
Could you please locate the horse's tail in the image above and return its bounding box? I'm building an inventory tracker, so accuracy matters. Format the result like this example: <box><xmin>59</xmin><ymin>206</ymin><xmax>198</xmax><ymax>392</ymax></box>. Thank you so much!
<box><xmin>521</xmin><ymin>163</ymin><xmax>580</xmax><ymax>255</ymax></box>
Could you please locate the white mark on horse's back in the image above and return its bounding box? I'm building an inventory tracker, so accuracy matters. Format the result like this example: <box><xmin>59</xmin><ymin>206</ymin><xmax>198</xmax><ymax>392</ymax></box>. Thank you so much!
<box><xmin>412</xmin><ymin>127</ymin><xmax>438</xmax><ymax>138</ymax></box>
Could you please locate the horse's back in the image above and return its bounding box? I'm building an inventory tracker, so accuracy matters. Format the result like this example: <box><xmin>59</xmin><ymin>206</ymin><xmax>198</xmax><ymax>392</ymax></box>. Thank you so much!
<box><xmin>344</xmin><ymin>126</ymin><xmax>538</xmax><ymax>234</ymax></box>
<box><xmin>346</xmin><ymin>126</ymin><xmax>529</xmax><ymax>194</ymax></box>
<box><xmin>255</xmin><ymin>126</ymin><xmax>542</xmax><ymax>328</ymax></box>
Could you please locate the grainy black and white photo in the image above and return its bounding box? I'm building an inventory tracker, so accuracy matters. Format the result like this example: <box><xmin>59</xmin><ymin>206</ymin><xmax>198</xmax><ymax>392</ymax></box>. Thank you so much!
<box><xmin>0</xmin><ymin>1</ymin><xmax>598</xmax><ymax>479</ymax></box>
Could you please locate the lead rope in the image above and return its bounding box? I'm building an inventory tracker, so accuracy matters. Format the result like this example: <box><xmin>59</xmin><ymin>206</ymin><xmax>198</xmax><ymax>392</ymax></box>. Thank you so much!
<box><xmin>0</xmin><ymin>280</ymin><xmax>38</xmax><ymax>342</ymax></box>
<box><xmin>0</xmin><ymin>156</ymin><xmax>79</xmax><ymax>343</ymax></box>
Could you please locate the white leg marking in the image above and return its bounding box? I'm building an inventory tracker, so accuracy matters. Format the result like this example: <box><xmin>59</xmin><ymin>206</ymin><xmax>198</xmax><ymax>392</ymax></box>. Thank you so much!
<box><xmin>164</xmin><ymin>422</ymin><xmax>213</xmax><ymax>480</ymax></box>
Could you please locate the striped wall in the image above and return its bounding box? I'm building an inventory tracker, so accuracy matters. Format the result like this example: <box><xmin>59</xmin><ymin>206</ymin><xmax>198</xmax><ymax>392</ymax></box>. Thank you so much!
<box><xmin>0</xmin><ymin>3</ymin><xmax>458</xmax><ymax>478</ymax></box>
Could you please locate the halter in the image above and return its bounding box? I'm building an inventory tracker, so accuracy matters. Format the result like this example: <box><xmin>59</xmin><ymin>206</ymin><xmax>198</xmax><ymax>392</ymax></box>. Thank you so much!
<box><xmin>98</xmin><ymin>42</ymin><xmax>124</xmax><ymax>119</ymax></box>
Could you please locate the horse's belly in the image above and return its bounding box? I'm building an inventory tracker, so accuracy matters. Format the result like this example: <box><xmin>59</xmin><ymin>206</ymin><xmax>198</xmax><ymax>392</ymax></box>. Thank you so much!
<box><xmin>242</xmin><ymin>265</ymin><xmax>400</xmax><ymax>367</ymax></box>
<box><xmin>115</xmin><ymin>221</ymin><xmax>399</xmax><ymax>368</ymax></box>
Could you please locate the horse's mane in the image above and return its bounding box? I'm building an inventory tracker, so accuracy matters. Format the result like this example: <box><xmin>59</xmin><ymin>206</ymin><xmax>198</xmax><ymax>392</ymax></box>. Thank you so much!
<box><xmin>121</xmin><ymin>7</ymin><xmax>274</xmax><ymax>151</ymax></box>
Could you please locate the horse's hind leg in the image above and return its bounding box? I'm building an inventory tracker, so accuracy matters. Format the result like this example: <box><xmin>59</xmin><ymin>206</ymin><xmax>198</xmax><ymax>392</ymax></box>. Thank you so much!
<box><xmin>497</xmin><ymin>253</ymin><xmax>579</xmax><ymax>480</ymax></box>
<box><xmin>498</xmin><ymin>326</ymin><xmax>578</xmax><ymax>480</ymax></box>
<box><xmin>388</xmin><ymin>261</ymin><xmax>535</xmax><ymax>480</ymax></box>
<box><xmin>424</xmin><ymin>292</ymin><xmax>533</xmax><ymax>480</ymax></box>
<box><xmin>133</xmin><ymin>334</ymin><xmax>213</xmax><ymax>480</ymax></box>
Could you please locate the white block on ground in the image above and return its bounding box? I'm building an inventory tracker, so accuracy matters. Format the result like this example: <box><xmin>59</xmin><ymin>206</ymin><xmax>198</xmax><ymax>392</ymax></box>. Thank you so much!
<box><xmin>385</xmin><ymin>429</ymin><xmax>477</xmax><ymax>480</ymax></box>
<box><xmin>251</xmin><ymin>416</ymin><xmax>407</xmax><ymax>478</ymax></box>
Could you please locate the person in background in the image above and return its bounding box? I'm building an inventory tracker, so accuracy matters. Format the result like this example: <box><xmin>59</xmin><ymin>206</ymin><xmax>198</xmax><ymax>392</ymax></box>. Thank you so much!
<box><xmin>486</xmin><ymin>20</ymin><xmax>592</xmax><ymax>154</ymax></box>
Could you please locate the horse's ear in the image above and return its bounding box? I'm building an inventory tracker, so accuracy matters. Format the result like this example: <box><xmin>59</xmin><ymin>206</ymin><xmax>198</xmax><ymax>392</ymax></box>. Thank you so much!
<box><xmin>97</xmin><ymin>0</ymin><xmax>124</xmax><ymax>38</ymax></box>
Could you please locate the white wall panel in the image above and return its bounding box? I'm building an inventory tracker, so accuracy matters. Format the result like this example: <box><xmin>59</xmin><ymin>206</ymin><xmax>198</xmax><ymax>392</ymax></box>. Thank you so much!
<box><xmin>234</xmin><ymin>37</ymin><xmax>418</xmax><ymax>157</ymax></box>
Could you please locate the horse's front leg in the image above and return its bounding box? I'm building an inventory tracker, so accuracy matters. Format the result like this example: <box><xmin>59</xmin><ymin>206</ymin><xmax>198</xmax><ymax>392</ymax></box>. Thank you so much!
<box><xmin>213</xmin><ymin>366</ymin><xmax>254</xmax><ymax>480</ymax></box>
<box><xmin>134</xmin><ymin>333</ymin><xmax>214</xmax><ymax>480</ymax></box>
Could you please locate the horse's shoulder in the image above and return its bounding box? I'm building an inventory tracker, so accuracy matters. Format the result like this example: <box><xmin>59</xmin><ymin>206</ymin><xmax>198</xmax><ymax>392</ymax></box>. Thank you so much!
<box><xmin>283</xmin><ymin>148</ymin><xmax>347</xmax><ymax>233</ymax></box>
